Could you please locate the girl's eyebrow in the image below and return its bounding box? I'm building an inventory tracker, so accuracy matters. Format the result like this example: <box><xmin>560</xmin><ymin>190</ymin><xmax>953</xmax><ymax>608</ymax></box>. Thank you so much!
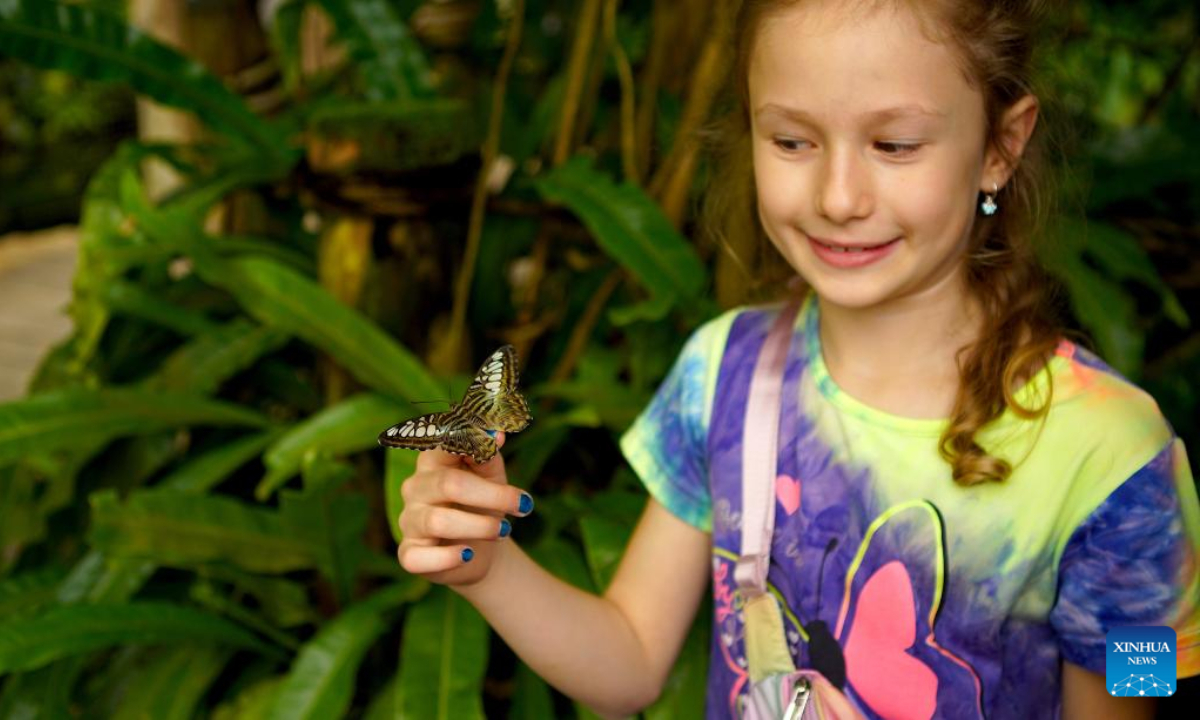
<box><xmin>754</xmin><ymin>103</ymin><xmax>946</xmax><ymax>124</ymax></box>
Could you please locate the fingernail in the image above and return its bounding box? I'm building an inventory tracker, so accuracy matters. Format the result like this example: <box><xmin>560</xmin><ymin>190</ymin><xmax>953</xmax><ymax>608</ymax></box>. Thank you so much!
<box><xmin>518</xmin><ymin>493</ymin><xmax>534</xmax><ymax>515</ymax></box>
<box><xmin>499</xmin><ymin>519</ymin><xmax>511</xmax><ymax>538</ymax></box>
<box><xmin>461</xmin><ymin>548</ymin><xmax>474</xmax><ymax>563</ymax></box>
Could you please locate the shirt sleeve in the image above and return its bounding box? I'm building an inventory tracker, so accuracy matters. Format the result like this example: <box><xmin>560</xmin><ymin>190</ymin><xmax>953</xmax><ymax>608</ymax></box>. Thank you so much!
<box><xmin>618</xmin><ymin>312</ymin><xmax>734</xmax><ymax>532</ymax></box>
<box><xmin>1049</xmin><ymin>437</ymin><xmax>1200</xmax><ymax>676</ymax></box>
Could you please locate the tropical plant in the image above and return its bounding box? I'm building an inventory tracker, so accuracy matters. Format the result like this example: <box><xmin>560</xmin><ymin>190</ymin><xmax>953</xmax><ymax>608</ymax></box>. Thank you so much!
<box><xmin>0</xmin><ymin>0</ymin><xmax>1197</xmax><ymax>716</ymax></box>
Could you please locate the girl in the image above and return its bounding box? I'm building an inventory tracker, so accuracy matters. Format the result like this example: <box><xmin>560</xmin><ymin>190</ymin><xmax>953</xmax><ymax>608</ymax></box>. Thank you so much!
<box><xmin>395</xmin><ymin>0</ymin><xmax>1200</xmax><ymax>717</ymax></box>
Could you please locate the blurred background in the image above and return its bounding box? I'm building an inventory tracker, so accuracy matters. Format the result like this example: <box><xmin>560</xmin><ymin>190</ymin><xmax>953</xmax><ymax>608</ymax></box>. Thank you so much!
<box><xmin>0</xmin><ymin>0</ymin><xmax>1196</xmax><ymax>717</ymax></box>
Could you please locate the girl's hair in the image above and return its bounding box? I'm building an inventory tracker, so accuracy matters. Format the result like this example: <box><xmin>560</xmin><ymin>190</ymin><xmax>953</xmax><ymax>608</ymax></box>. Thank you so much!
<box><xmin>701</xmin><ymin>0</ymin><xmax>1063</xmax><ymax>485</ymax></box>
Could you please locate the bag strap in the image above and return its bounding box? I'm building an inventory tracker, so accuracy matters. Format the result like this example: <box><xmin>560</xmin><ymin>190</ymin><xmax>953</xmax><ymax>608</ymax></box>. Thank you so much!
<box><xmin>735</xmin><ymin>299</ymin><xmax>801</xmax><ymax>597</ymax></box>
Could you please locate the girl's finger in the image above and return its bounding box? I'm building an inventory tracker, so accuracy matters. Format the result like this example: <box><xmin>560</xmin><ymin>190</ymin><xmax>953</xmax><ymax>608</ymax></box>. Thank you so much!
<box><xmin>396</xmin><ymin>543</ymin><xmax>476</xmax><ymax>574</ymax></box>
<box><xmin>400</xmin><ymin>504</ymin><xmax>512</xmax><ymax>541</ymax></box>
<box><xmin>409</xmin><ymin>468</ymin><xmax>532</xmax><ymax>517</ymax></box>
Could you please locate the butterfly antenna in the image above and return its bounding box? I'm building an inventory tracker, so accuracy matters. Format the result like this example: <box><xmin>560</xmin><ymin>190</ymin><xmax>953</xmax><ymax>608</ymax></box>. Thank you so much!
<box><xmin>814</xmin><ymin>537</ymin><xmax>839</xmax><ymax>616</ymax></box>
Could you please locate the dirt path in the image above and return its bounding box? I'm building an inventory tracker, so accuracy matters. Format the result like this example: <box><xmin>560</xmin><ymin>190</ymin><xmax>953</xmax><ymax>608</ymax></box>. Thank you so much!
<box><xmin>0</xmin><ymin>226</ymin><xmax>78</xmax><ymax>401</ymax></box>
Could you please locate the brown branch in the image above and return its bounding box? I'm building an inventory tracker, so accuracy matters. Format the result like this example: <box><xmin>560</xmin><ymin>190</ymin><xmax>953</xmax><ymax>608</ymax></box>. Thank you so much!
<box><xmin>549</xmin><ymin>268</ymin><xmax>624</xmax><ymax>383</ymax></box>
<box><xmin>635</xmin><ymin>0</ymin><xmax>670</xmax><ymax>181</ymax></box>
<box><xmin>650</xmin><ymin>9</ymin><xmax>731</xmax><ymax>226</ymax></box>
<box><xmin>604</xmin><ymin>0</ymin><xmax>639</xmax><ymax>184</ymax></box>
<box><xmin>441</xmin><ymin>0</ymin><xmax>526</xmax><ymax>370</ymax></box>
<box><xmin>1138</xmin><ymin>32</ymin><xmax>1200</xmax><ymax>125</ymax></box>
<box><xmin>554</xmin><ymin>0</ymin><xmax>605</xmax><ymax>165</ymax></box>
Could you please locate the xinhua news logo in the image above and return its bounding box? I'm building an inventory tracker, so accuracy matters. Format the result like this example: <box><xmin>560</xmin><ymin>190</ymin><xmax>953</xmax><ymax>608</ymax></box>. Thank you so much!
<box><xmin>1106</xmin><ymin>626</ymin><xmax>1176</xmax><ymax>697</ymax></box>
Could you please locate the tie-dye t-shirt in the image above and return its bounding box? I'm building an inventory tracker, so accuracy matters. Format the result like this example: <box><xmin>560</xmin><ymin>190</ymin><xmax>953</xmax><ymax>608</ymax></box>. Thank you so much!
<box><xmin>620</xmin><ymin>297</ymin><xmax>1200</xmax><ymax>719</ymax></box>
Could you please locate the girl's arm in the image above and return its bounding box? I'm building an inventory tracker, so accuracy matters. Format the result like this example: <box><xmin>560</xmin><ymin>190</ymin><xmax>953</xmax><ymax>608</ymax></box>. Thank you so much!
<box><xmin>1061</xmin><ymin>662</ymin><xmax>1155</xmax><ymax>720</ymax></box>
<box><xmin>454</xmin><ymin>497</ymin><xmax>711</xmax><ymax>718</ymax></box>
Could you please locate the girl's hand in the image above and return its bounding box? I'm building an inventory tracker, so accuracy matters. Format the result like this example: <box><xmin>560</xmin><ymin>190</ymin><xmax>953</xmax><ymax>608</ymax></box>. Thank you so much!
<box><xmin>395</xmin><ymin>432</ymin><xmax>533</xmax><ymax>587</ymax></box>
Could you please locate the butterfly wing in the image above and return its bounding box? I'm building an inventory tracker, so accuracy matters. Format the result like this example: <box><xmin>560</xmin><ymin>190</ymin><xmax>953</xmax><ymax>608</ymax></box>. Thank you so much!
<box><xmin>459</xmin><ymin>345</ymin><xmax>531</xmax><ymax>433</ymax></box>
<box><xmin>378</xmin><ymin>411</ymin><xmax>451</xmax><ymax>450</ymax></box>
<box><xmin>832</xmin><ymin>501</ymin><xmax>983</xmax><ymax>719</ymax></box>
<box><xmin>378</xmin><ymin>409</ymin><xmax>500</xmax><ymax>464</ymax></box>
<box><xmin>840</xmin><ymin>561</ymin><xmax>937</xmax><ymax>720</ymax></box>
<box><xmin>436</xmin><ymin>416</ymin><xmax>499</xmax><ymax>464</ymax></box>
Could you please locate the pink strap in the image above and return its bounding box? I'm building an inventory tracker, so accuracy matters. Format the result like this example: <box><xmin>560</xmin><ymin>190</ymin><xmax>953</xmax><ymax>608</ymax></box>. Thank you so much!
<box><xmin>735</xmin><ymin>299</ymin><xmax>801</xmax><ymax>597</ymax></box>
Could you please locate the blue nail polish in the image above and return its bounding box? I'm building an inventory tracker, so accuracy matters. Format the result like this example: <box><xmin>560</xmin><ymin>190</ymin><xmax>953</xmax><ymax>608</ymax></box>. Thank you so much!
<box><xmin>518</xmin><ymin>493</ymin><xmax>534</xmax><ymax>515</ymax></box>
<box><xmin>499</xmin><ymin>519</ymin><xmax>511</xmax><ymax>538</ymax></box>
<box><xmin>461</xmin><ymin>548</ymin><xmax>474</xmax><ymax>562</ymax></box>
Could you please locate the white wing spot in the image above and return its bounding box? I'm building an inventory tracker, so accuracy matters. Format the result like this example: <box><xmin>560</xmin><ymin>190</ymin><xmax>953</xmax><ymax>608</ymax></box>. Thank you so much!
<box><xmin>387</xmin><ymin>426</ymin><xmax>398</xmax><ymax>437</ymax></box>
<box><xmin>428</xmin><ymin>425</ymin><xmax>439</xmax><ymax>435</ymax></box>
<box><xmin>400</xmin><ymin>424</ymin><xmax>413</xmax><ymax>437</ymax></box>
<box><xmin>416</xmin><ymin>424</ymin><xmax>427</xmax><ymax>438</ymax></box>
<box><xmin>486</xmin><ymin>381</ymin><xmax>500</xmax><ymax>392</ymax></box>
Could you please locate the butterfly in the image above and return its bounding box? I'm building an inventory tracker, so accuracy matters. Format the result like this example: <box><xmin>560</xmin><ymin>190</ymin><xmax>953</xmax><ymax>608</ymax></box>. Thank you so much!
<box><xmin>777</xmin><ymin>483</ymin><xmax>984</xmax><ymax>720</ymax></box>
<box><xmin>377</xmin><ymin>345</ymin><xmax>531</xmax><ymax>464</ymax></box>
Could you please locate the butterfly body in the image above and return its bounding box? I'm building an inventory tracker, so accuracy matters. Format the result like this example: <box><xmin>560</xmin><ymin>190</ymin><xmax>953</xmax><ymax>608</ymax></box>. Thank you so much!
<box><xmin>378</xmin><ymin>345</ymin><xmax>531</xmax><ymax>464</ymax></box>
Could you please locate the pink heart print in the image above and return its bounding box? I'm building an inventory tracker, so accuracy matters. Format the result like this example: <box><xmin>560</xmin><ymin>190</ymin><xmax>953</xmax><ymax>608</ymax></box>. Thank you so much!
<box><xmin>775</xmin><ymin>474</ymin><xmax>801</xmax><ymax>516</ymax></box>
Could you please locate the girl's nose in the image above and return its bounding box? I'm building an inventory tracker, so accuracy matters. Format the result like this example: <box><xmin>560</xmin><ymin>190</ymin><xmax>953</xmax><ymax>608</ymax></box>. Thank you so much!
<box><xmin>816</xmin><ymin>150</ymin><xmax>873</xmax><ymax>224</ymax></box>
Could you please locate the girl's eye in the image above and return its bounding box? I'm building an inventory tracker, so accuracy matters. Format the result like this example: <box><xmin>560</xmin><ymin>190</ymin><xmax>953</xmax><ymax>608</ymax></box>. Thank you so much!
<box><xmin>875</xmin><ymin>141</ymin><xmax>922</xmax><ymax>157</ymax></box>
<box><xmin>773</xmin><ymin>138</ymin><xmax>810</xmax><ymax>152</ymax></box>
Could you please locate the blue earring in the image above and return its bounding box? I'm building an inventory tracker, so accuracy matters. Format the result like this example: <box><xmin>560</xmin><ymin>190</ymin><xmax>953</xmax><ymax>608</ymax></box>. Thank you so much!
<box><xmin>981</xmin><ymin>182</ymin><xmax>999</xmax><ymax>216</ymax></box>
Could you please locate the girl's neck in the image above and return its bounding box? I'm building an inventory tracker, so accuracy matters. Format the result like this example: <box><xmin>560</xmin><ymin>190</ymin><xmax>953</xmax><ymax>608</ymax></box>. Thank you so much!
<box><xmin>816</xmin><ymin>275</ymin><xmax>982</xmax><ymax>420</ymax></box>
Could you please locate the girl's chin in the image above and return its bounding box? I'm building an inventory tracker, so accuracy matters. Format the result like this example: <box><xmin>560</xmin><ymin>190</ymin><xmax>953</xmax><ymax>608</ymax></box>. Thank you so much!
<box><xmin>801</xmin><ymin>272</ymin><xmax>899</xmax><ymax>310</ymax></box>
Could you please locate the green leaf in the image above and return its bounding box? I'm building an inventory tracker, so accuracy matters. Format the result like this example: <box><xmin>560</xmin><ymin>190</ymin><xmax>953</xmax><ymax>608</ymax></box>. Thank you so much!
<box><xmin>0</xmin><ymin>657</ymin><xmax>84</xmax><ymax>719</ymax></box>
<box><xmin>108</xmin><ymin>645</ymin><xmax>232</xmax><ymax>720</ymax></box>
<box><xmin>89</xmin><ymin>489</ymin><xmax>315</xmax><ymax>574</ymax></box>
<box><xmin>71</xmin><ymin>143</ymin><xmax>163</xmax><ymax>370</ymax></box>
<box><xmin>1040</xmin><ymin>220</ymin><xmax>1145</xmax><ymax>376</ymax></box>
<box><xmin>258</xmin><ymin>393</ymin><xmax>407</xmax><ymax>499</ymax></box>
<box><xmin>0</xmin><ymin>601</ymin><xmax>275</xmax><ymax>673</ymax></box>
<box><xmin>266</xmin><ymin>583</ymin><xmax>417</xmax><ymax>720</ymax></box>
<box><xmin>0</xmin><ymin>388</ymin><xmax>268</xmax><ymax>464</ymax></box>
<box><xmin>103</xmin><ymin>279</ymin><xmax>220</xmax><ymax>336</ymax></box>
<box><xmin>0</xmin><ymin>567</ymin><xmax>66</xmax><ymax>619</ymax></box>
<box><xmin>221</xmin><ymin>256</ymin><xmax>442</xmax><ymax>403</ymax></box>
<box><xmin>55</xmin><ymin>552</ymin><xmax>156</xmax><ymax>605</ymax></box>
<box><xmin>534</xmin><ymin>156</ymin><xmax>707</xmax><ymax>304</ymax></box>
<box><xmin>212</xmin><ymin>677</ymin><xmax>285</xmax><ymax>720</ymax></box>
<box><xmin>145</xmin><ymin>319</ymin><xmax>290</xmax><ymax>395</ymax></box>
<box><xmin>200</xmin><ymin>566</ymin><xmax>317</xmax><ymax>629</ymax></box>
<box><xmin>1075</xmin><ymin>220</ymin><xmax>1189</xmax><ymax>328</ymax></box>
<box><xmin>266</xmin><ymin>0</ymin><xmax>305</xmax><ymax>93</ymax></box>
<box><xmin>528</xmin><ymin>537</ymin><xmax>597</xmax><ymax>592</ymax></box>
<box><xmin>363</xmin><ymin>677</ymin><xmax>398</xmax><ymax>720</ymax></box>
<box><xmin>507</xmin><ymin>663</ymin><xmax>555</xmax><ymax>720</ymax></box>
<box><xmin>578</xmin><ymin>515</ymin><xmax>634</xmax><ymax>592</ymax></box>
<box><xmin>397</xmin><ymin>586</ymin><xmax>489</xmax><ymax>720</ymax></box>
<box><xmin>157</xmin><ymin>429</ymin><xmax>283</xmax><ymax>494</ymax></box>
<box><xmin>608</xmin><ymin>293</ymin><xmax>676</xmax><ymax>326</ymax></box>
<box><xmin>384</xmin><ymin>448</ymin><xmax>418</xmax><ymax>544</ymax></box>
<box><xmin>311</xmin><ymin>0</ymin><xmax>433</xmax><ymax>101</ymax></box>
<box><xmin>280</xmin><ymin>488</ymin><xmax>368</xmax><ymax>603</ymax></box>
<box><xmin>212</xmin><ymin>234</ymin><xmax>317</xmax><ymax>276</ymax></box>
<box><xmin>0</xmin><ymin>0</ymin><xmax>288</xmax><ymax>158</ymax></box>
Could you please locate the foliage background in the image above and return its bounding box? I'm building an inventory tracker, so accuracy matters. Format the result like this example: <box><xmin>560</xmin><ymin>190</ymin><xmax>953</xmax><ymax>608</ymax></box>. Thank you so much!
<box><xmin>0</xmin><ymin>0</ymin><xmax>1197</xmax><ymax>716</ymax></box>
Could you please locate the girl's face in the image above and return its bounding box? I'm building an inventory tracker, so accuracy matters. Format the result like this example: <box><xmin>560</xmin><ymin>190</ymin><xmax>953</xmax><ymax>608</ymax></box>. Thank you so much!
<box><xmin>748</xmin><ymin>0</ymin><xmax>991</xmax><ymax>311</ymax></box>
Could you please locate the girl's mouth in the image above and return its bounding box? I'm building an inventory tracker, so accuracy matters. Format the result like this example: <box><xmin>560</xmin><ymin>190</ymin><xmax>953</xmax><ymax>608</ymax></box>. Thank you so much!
<box><xmin>807</xmin><ymin>236</ymin><xmax>900</xmax><ymax>267</ymax></box>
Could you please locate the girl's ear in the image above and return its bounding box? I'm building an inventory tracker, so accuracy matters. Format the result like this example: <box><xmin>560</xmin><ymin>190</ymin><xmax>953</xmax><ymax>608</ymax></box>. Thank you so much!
<box><xmin>983</xmin><ymin>94</ymin><xmax>1039</xmax><ymax>191</ymax></box>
